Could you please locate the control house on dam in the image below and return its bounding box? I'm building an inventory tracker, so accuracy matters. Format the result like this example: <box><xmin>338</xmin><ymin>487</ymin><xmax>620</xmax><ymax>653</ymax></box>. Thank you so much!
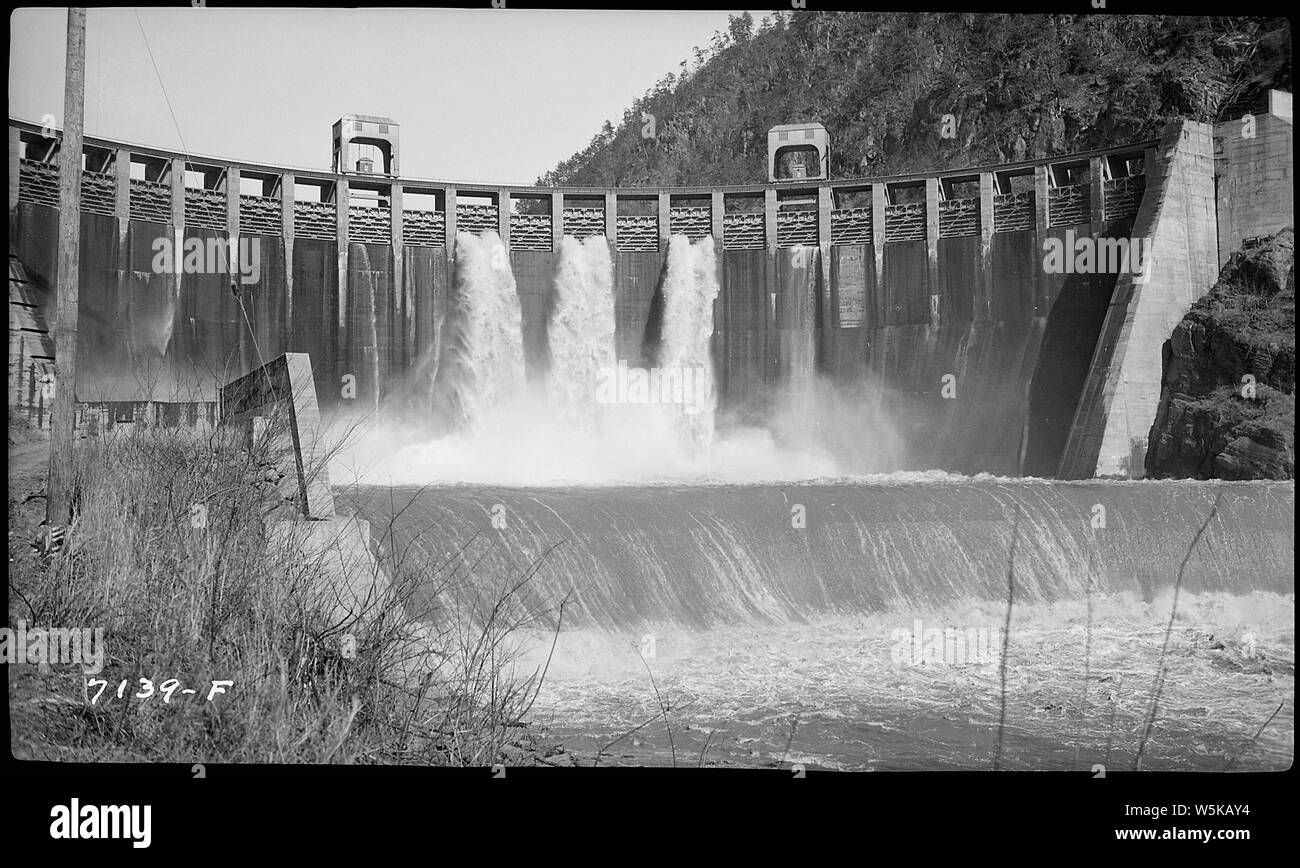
<box><xmin>8</xmin><ymin>95</ymin><xmax>1292</xmax><ymax>478</ymax></box>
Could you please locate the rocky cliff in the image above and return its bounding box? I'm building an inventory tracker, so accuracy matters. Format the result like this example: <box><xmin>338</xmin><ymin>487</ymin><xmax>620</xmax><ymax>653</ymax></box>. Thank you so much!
<box><xmin>1146</xmin><ymin>229</ymin><xmax>1295</xmax><ymax>480</ymax></box>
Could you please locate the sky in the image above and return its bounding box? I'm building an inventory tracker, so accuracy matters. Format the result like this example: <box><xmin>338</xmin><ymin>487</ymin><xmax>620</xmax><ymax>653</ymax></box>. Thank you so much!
<box><xmin>9</xmin><ymin>7</ymin><xmax>766</xmax><ymax>185</ymax></box>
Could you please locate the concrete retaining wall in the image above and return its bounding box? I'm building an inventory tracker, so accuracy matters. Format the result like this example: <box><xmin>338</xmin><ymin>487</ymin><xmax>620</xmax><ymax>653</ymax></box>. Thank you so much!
<box><xmin>1215</xmin><ymin>91</ymin><xmax>1294</xmax><ymax>266</ymax></box>
<box><xmin>1059</xmin><ymin>120</ymin><xmax>1221</xmax><ymax>478</ymax></box>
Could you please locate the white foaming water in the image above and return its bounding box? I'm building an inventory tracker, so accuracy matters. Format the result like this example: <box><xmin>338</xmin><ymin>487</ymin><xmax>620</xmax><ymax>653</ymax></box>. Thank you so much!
<box><xmin>428</xmin><ymin>231</ymin><xmax>526</xmax><ymax>430</ymax></box>
<box><xmin>546</xmin><ymin>235</ymin><xmax>616</xmax><ymax>429</ymax></box>
<box><xmin>778</xmin><ymin>245</ymin><xmax>819</xmax><ymax>443</ymax></box>
<box><xmin>332</xmin><ymin>233</ymin><xmax>904</xmax><ymax>486</ymax></box>
<box><xmin>657</xmin><ymin>234</ymin><xmax>721</xmax><ymax>450</ymax></box>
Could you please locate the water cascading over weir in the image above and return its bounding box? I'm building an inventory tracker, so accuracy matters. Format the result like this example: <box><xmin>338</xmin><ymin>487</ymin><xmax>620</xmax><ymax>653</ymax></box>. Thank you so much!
<box><xmin>7</xmin><ymin>106</ymin><xmax>1289</xmax><ymax>479</ymax></box>
<box><xmin>343</xmin><ymin>480</ymin><xmax>1295</xmax><ymax>631</ymax></box>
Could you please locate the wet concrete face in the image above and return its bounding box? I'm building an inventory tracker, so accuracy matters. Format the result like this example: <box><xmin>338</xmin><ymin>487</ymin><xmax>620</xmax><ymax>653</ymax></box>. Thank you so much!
<box><xmin>14</xmin><ymin>203</ymin><xmax>1131</xmax><ymax>477</ymax></box>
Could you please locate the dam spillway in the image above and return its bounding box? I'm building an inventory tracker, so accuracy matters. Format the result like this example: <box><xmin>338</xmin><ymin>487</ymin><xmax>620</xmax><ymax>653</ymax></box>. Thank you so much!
<box><xmin>9</xmin><ymin>112</ymin><xmax>1255</xmax><ymax>479</ymax></box>
<box><xmin>343</xmin><ymin>479</ymin><xmax>1295</xmax><ymax>631</ymax></box>
<box><xmin>340</xmin><ymin>475</ymin><xmax>1293</xmax><ymax>771</ymax></box>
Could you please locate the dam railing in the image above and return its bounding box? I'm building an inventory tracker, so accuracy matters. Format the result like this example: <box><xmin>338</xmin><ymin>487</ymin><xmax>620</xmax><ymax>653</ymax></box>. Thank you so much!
<box><xmin>9</xmin><ymin>118</ymin><xmax>1155</xmax><ymax>255</ymax></box>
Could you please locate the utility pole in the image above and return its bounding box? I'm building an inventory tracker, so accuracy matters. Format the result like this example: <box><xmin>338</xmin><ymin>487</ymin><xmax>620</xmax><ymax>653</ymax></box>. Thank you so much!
<box><xmin>46</xmin><ymin>7</ymin><xmax>87</xmax><ymax>528</ymax></box>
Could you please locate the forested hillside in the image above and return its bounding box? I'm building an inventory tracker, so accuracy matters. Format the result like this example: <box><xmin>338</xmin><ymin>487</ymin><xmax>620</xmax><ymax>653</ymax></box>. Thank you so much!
<box><xmin>540</xmin><ymin>13</ymin><xmax>1291</xmax><ymax>187</ymax></box>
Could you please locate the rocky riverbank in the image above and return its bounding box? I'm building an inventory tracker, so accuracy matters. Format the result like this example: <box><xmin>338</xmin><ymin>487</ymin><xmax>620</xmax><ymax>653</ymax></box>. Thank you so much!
<box><xmin>1146</xmin><ymin>229</ymin><xmax>1295</xmax><ymax>480</ymax></box>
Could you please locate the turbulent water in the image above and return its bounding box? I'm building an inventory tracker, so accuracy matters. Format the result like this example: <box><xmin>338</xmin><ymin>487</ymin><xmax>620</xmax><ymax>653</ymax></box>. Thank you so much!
<box><xmin>344</xmin><ymin>478</ymin><xmax>1295</xmax><ymax>770</ymax></box>
<box><xmin>656</xmin><ymin>234</ymin><xmax>721</xmax><ymax>450</ymax></box>
<box><xmin>546</xmin><ymin>235</ymin><xmax>616</xmax><ymax>429</ymax></box>
<box><xmin>334</xmin><ymin>229</ymin><xmax>1293</xmax><ymax>770</ymax></box>
<box><xmin>428</xmin><ymin>231</ymin><xmax>526</xmax><ymax>430</ymax></box>
<box><xmin>334</xmin><ymin>232</ymin><xmax>829</xmax><ymax>486</ymax></box>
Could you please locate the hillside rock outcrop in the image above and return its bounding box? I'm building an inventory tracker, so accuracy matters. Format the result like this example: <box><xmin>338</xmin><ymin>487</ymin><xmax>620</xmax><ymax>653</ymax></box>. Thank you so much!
<box><xmin>1146</xmin><ymin>229</ymin><xmax>1295</xmax><ymax>479</ymax></box>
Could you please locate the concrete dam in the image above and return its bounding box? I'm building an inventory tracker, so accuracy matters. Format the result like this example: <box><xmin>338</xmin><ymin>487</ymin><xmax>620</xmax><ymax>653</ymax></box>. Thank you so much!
<box><xmin>7</xmin><ymin>80</ymin><xmax>1293</xmax><ymax>770</ymax></box>
<box><xmin>6</xmin><ymin>98</ymin><xmax>1291</xmax><ymax>479</ymax></box>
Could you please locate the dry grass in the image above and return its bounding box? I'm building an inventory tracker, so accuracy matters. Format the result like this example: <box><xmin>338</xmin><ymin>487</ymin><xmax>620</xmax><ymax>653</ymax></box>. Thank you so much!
<box><xmin>8</xmin><ymin>419</ymin><xmax>555</xmax><ymax>766</ymax></box>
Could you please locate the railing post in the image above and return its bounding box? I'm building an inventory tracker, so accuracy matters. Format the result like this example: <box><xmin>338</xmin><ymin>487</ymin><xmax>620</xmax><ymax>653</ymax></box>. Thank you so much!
<box><xmin>1034</xmin><ymin>164</ymin><xmax>1050</xmax><ymax>232</ymax></box>
<box><xmin>1090</xmin><ymin>155</ymin><xmax>1105</xmax><ymax>228</ymax></box>
<box><xmin>926</xmin><ymin>177</ymin><xmax>941</xmax><ymax>244</ymax></box>
<box><xmin>658</xmin><ymin>191</ymin><xmax>670</xmax><ymax>251</ymax></box>
<box><xmin>170</xmin><ymin>157</ymin><xmax>185</xmax><ymax>298</ymax></box>
<box><xmin>711</xmin><ymin>191</ymin><xmax>724</xmax><ymax>247</ymax></box>
<box><xmin>978</xmin><ymin>171</ymin><xmax>995</xmax><ymax>321</ymax></box>
<box><xmin>1034</xmin><ymin>164</ymin><xmax>1051</xmax><ymax>314</ymax></box>
<box><xmin>444</xmin><ymin>185</ymin><xmax>457</xmax><ymax>251</ymax></box>
<box><xmin>818</xmin><ymin>186</ymin><xmax>832</xmax><ymax>249</ymax></box>
<box><xmin>226</xmin><ymin>167</ymin><xmax>250</xmax><ymax>372</ymax></box>
<box><xmin>170</xmin><ymin>155</ymin><xmax>185</xmax><ymax>236</ymax></box>
<box><xmin>114</xmin><ymin>147</ymin><xmax>130</xmax><ymax>228</ymax></box>
<box><xmin>443</xmin><ymin>185</ymin><xmax>458</xmax><ymax>395</ymax></box>
<box><xmin>113</xmin><ymin>147</ymin><xmax>131</xmax><ymax>401</ymax></box>
<box><xmin>390</xmin><ymin>182</ymin><xmax>403</xmax><ymax>248</ymax></box>
<box><xmin>227</xmin><ymin>166</ymin><xmax>243</xmax><ymax>366</ymax></box>
<box><xmin>497</xmin><ymin>187</ymin><xmax>510</xmax><ymax>248</ymax></box>
<box><xmin>979</xmin><ymin>173</ymin><xmax>995</xmax><ymax>241</ymax></box>
<box><xmin>711</xmin><ymin>191</ymin><xmax>725</xmax><ymax>341</ymax></box>
<box><xmin>872</xmin><ymin>183</ymin><xmax>887</xmax><ymax>247</ymax></box>
<box><xmin>335</xmin><ymin>175</ymin><xmax>349</xmax><ymax>379</ymax></box>
<box><xmin>605</xmin><ymin>191</ymin><xmax>617</xmax><ymax>250</ymax></box>
<box><xmin>764</xmin><ymin>187</ymin><xmax>777</xmax><ymax>251</ymax></box>
<box><xmin>818</xmin><ymin>185</ymin><xmax>834</xmax><ymax>335</ymax></box>
<box><xmin>226</xmin><ymin>166</ymin><xmax>240</xmax><ymax>237</ymax></box>
<box><xmin>871</xmin><ymin>184</ymin><xmax>888</xmax><ymax>324</ymax></box>
<box><xmin>281</xmin><ymin>172</ymin><xmax>294</xmax><ymax>347</ymax></box>
<box><xmin>280</xmin><ymin>173</ymin><xmax>295</xmax><ymax>244</ymax></box>
<box><xmin>551</xmin><ymin>190</ymin><xmax>563</xmax><ymax>250</ymax></box>
<box><xmin>391</xmin><ymin>180</ymin><xmax>405</xmax><ymax>380</ymax></box>
<box><xmin>926</xmin><ymin>177</ymin><xmax>941</xmax><ymax>325</ymax></box>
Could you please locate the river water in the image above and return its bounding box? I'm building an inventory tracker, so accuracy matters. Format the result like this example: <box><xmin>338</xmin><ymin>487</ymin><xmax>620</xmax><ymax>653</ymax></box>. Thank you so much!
<box><xmin>344</xmin><ymin>478</ymin><xmax>1294</xmax><ymax>770</ymax></box>
<box><xmin>337</xmin><ymin>232</ymin><xmax>1293</xmax><ymax>770</ymax></box>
